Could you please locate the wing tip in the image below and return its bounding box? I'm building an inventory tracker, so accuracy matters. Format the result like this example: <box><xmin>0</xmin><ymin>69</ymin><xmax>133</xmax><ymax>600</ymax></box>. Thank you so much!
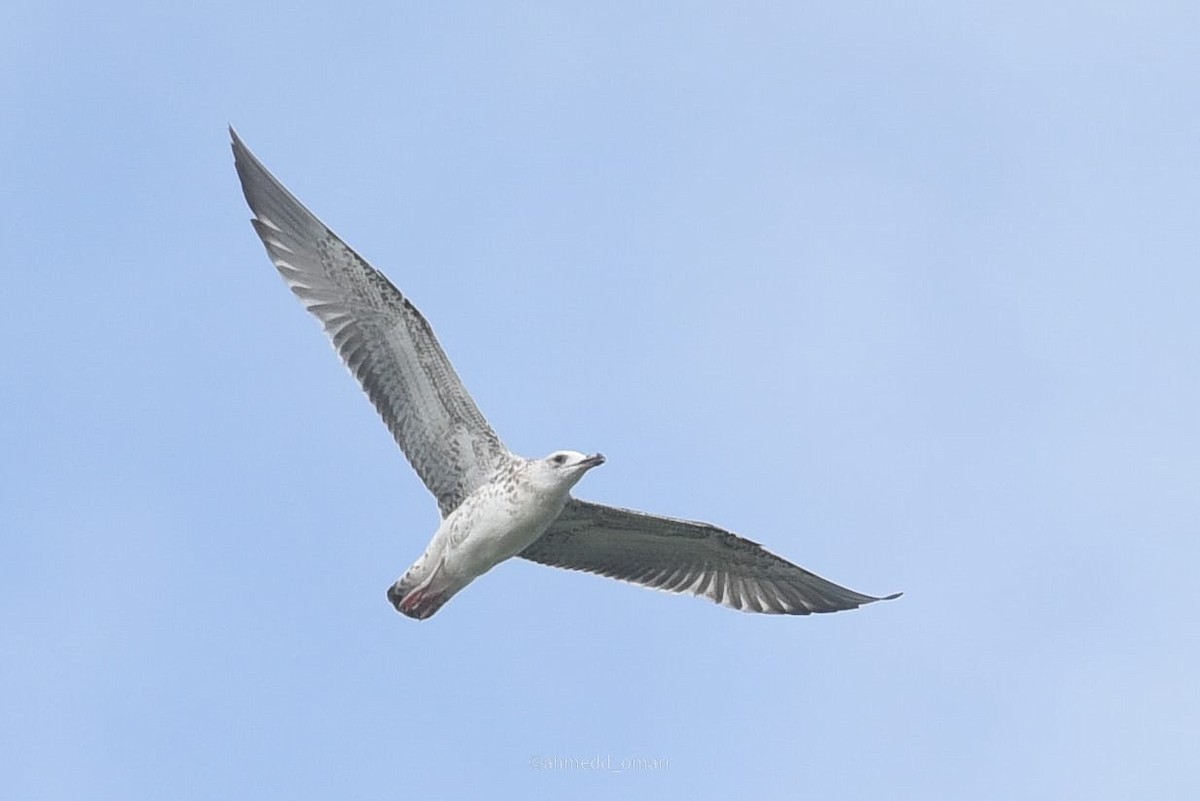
<box><xmin>771</xmin><ymin>586</ymin><xmax>902</xmax><ymax>615</ymax></box>
<box><xmin>228</xmin><ymin>124</ymin><xmax>248</xmax><ymax>160</ymax></box>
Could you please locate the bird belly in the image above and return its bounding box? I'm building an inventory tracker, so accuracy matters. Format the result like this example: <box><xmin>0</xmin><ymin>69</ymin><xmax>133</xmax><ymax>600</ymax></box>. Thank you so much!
<box><xmin>440</xmin><ymin>489</ymin><xmax>566</xmax><ymax>582</ymax></box>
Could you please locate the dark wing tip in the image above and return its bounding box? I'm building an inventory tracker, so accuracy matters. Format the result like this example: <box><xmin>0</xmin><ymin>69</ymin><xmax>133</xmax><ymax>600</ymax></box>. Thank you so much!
<box><xmin>845</xmin><ymin>590</ymin><xmax>901</xmax><ymax>609</ymax></box>
<box><xmin>228</xmin><ymin>125</ymin><xmax>248</xmax><ymax>157</ymax></box>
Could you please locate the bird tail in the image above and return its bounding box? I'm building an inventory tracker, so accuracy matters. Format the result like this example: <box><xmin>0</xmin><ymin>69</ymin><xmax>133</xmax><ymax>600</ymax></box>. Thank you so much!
<box><xmin>386</xmin><ymin>558</ymin><xmax>456</xmax><ymax>620</ymax></box>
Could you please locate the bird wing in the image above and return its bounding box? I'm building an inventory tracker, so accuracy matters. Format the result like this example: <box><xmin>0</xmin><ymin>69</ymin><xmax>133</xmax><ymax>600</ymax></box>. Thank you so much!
<box><xmin>231</xmin><ymin>129</ymin><xmax>510</xmax><ymax>516</ymax></box>
<box><xmin>520</xmin><ymin>499</ymin><xmax>901</xmax><ymax>614</ymax></box>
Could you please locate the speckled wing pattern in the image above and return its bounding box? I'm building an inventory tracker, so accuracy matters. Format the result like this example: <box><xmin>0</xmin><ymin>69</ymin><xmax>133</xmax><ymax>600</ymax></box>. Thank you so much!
<box><xmin>231</xmin><ymin>129</ymin><xmax>509</xmax><ymax>516</ymax></box>
<box><xmin>521</xmin><ymin>499</ymin><xmax>900</xmax><ymax>614</ymax></box>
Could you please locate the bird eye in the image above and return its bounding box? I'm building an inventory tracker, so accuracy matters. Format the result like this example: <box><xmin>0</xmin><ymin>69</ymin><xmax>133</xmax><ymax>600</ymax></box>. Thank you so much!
<box><xmin>551</xmin><ymin>454</ymin><xmax>567</xmax><ymax>465</ymax></box>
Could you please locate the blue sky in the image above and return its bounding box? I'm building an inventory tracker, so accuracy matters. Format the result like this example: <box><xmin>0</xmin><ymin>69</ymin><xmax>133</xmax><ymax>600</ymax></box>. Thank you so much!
<box><xmin>3</xmin><ymin>2</ymin><xmax>1198</xmax><ymax>799</ymax></box>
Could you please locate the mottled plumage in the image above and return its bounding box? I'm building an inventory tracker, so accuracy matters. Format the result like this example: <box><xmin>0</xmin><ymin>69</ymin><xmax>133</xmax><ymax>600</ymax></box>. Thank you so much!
<box><xmin>231</xmin><ymin>130</ymin><xmax>506</xmax><ymax>516</ymax></box>
<box><xmin>231</xmin><ymin>128</ymin><xmax>900</xmax><ymax>619</ymax></box>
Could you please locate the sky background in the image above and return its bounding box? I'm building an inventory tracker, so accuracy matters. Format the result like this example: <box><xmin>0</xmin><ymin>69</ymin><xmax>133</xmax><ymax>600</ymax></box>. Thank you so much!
<box><xmin>3</xmin><ymin>2</ymin><xmax>1198</xmax><ymax>799</ymax></box>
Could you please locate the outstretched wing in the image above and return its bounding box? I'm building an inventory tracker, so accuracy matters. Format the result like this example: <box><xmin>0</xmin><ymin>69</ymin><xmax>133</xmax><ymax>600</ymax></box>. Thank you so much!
<box><xmin>231</xmin><ymin>129</ymin><xmax>510</xmax><ymax>516</ymax></box>
<box><xmin>521</xmin><ymin>499</ymin><xmax>901</xmax><ymax>614</ymax></box>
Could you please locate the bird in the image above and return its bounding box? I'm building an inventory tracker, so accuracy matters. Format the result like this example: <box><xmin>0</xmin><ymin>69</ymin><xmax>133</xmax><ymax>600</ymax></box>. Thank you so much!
<box><xmin>230</xmin><ymin>128</ymin><xmax>901</xmax><ymax>620</ymax></box>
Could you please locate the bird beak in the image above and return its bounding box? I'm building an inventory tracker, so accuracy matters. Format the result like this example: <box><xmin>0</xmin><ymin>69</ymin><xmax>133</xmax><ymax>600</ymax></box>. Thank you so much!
<box><xmin>578</xmin><ymin>453</ymin><xmax>606</xmax><ymax>469</ymax></box>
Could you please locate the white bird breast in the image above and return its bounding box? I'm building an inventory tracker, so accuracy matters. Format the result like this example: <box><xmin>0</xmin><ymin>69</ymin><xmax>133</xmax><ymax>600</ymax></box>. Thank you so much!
<box><xmin>438</xmin><ymin>479</ymin><xmax>571</xmax><ymax>581</ymax></box>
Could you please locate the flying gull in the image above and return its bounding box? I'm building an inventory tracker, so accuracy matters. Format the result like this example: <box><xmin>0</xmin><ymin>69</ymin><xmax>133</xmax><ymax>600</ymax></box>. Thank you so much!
<box><xmin>230</xmin><ymin>129</ymin><xmax>901</xmax><ymax>619</ymax></box>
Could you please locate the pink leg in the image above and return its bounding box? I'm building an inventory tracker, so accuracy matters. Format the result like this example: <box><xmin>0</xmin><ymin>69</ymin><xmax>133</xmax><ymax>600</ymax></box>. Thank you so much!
<box><xmin>399</xmin><ymin>585</ymin><xmax>450</xmax><ymax>619</ymax></box>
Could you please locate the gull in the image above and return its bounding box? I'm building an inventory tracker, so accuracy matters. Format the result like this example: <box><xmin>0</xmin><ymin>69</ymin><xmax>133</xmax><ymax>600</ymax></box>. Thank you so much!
<box><xmin>230</xmin><ymin>129</ymin><xmax>901</xmax><ymax>620</ymax></box>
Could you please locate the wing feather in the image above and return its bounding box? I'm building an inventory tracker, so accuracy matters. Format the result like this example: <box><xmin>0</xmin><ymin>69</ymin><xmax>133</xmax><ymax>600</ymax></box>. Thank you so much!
<box><xmin>231</xmin><ymin>129</ymin><xmax>509</xmax><ymax>515</ymax></box>
<box><xmin>521</xmin><ymin>499</ymin><xmax>901</xmax><ymax>615</ymax></box>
